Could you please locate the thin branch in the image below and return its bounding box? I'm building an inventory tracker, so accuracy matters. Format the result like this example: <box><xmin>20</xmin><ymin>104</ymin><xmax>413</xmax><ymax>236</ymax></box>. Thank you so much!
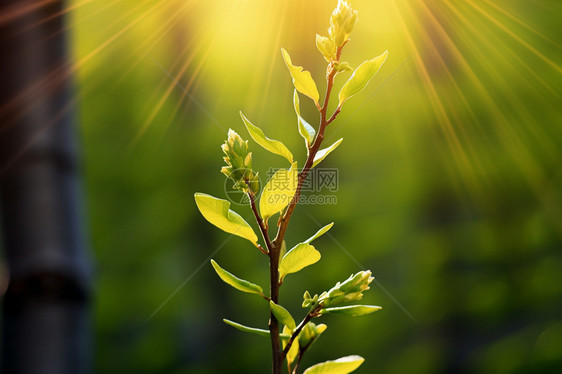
<box><xmin>247</xmin><ymin>190</ymin><xmax>273</xmax><ymax>254</ymax></box>
<box><xmin>327</xmin><ymin>106</ymin><xmax>341</xmax><ymax>125</ymax></box>
<box><xmin>281</xmin><ymin>307</ymin><xmax>320</xmax><ymax>359</ymax></box>
<box><xmin>271</xmin><ymin>41</ymin><xmax>347</xmax><ymax>374</ymax></box>
<box><xmin>272</xmin><ymin>45</ymin><xmax>345</xmax><ymax>250</ymax></box>
<box><xmin>291</xmin><ymin>351</ymin><xmax>304</xmax><ymax>374</ymax></box>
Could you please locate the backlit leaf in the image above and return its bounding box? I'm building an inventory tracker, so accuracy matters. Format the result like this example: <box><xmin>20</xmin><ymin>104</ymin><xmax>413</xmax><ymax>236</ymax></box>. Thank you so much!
<box><xmin>259</xmin><ymin>162</ymin><xmax>298</xmax><ymax>222</ymax></box>
<box><xmin>194</xmin><ymin>193</ymin><xmax>258</xmax><ymax>245</ymax></box>
<box><xmin>321</xmin><ymin>305</ymin><xmax>382</xmax><ymax>316</ymax></box>
<box><xmin>293</xmin><ymin>90</ymin><xmax>316</xmax><ymax>146</ymax></box>
<box><xmin>316</xmin><ymin>34</ymin><xmax>335</xmax><ymax>62</ymax></box>
<box><xmin>283</xmin><ymin>325</ymin><xmax>300</xmax><ymax>369</ymax></box>
<box><xmin>223</xmin><ymin>319</ymin><xmax>291</xmax><ymax>339</ymax></box>
<box><xmin>211</xmin><ymin>260</ymin><xmax>264</xmax><ymax>296</ymax></box>
<box><xmin>299</xmin><ymin>322</ymin><xmax>327</xmax><ymax>349</ymax></box>
<box><xmin>303</xmin><ymin>355</ymin><xmax>365</xmax><ymax>374</ymax></box>
<box><xmin>240</xmin><ymin>111</ymin><xmax>293</xmax><ymax>163</ymax></box>
<box><xmin>312</xmin><ymin>139</ymin><xmax>343</xmax><ymax>168</ymax></box>
<box><xmin>338</xmin><ymin>51</ymin><xmax>388</xmax><ymax>106</ymax></box>
<box><xmin>304</xmin><ymin>222</ymin><xmax>334</xmax><ymax>244</ymax></box>
<box><xmin>279</xmin><ymin>243</ymin><xmax>321</xmax><ymax>281</ymax></box>
<box><xmin>270</xmin><ymin>301</ymin><xmax>296</xmax><ymax>330</ymax></box>
<box><xmin>282</xmin><ymin>48</ymin><xmax>320</xmax><ymax>105</ymax></box>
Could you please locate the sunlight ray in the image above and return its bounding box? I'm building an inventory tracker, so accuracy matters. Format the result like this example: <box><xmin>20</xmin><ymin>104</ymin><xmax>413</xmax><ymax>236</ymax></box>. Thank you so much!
<box><xmin>440</xmin><ymin>1</ymin><xmax>562</xmax><ymax>232</ymax></box>
<box><xmin>153</xmin><ymin>30</ymin><xmax>225</xmax><ymax>146</ymax></box>
<box><xmin>413</xmin><ymin>0</ymin><xmax>562</xmax><ymax>205</ymax></box>
<box><xmin>130</xmin><ymin>22</ymin><xmax>225</xmax><ymax>146</ymax></box>
<box><xmin>73</xmin><ymin>0</ymin><xmax>164</xmax><ymax>70</ymax></box>
<box><xmin>22</xmin><ymin>0</ymin><xmax>95</xmax><ymax>33</ymax></box>
<box><xmin>392</xmin><ymin>1</ymin><xmax>475</xmax><ymax>186</ymax></box>
<box><xmin>257</xmin><ymin>1</ymin><xmax>290</xmax><ymax>120</ymax></box>
<box><xmin>65</xmin><ymin>0</ymin><xmax>127</xmax><ymax>33</ymax></box>
<box><xmin>413</xmin><ymin>2</ymin><xmax>491</xmax><ymax>166</ymax></box>
<box><xmin>0</xmin><ymin>0</ymin><xmax>54</xmax><ymax>27</ymax></box>
<box><xmin>442</xmin><ymin>1</ymin><xmax>561</xmax><ymax>161</ymax></box>
<box><xmin>113</xmin><ymin>0</ymin><xmax>200</xmax><ymax>88</ymax></box>
<box><xmin>481</xmin><ymin>0</ymin><xmax>562</xmax><ymax>51</ymax></box>
<box><xmin>464</xmin><ymin>0</ymin><xmax>562</xmax><ymax>74</ymax></box>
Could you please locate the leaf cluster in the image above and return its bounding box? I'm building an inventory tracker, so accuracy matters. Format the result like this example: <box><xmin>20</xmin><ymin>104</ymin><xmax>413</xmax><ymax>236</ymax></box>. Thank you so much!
<box><xmin>193</xmin><ymin>1</ymin><xmax>388</xmax><ymax>373</ymax></box>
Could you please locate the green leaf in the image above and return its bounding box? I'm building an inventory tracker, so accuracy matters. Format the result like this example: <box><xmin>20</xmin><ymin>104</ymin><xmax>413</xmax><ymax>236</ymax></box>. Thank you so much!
<box><xmin>321</xmin><ymin>305</ymin><xmax>382</xmax><ymax>316</ymax></box>
<box><xmin>194</xmin><ymin>193</ymin><xmax>258</xmax><ymax>245</ymax></box>
<box><xmin>224</xmin><ymin>319</ymin><xmax>291</xmax><ymax>338</ymax></box>
<box><xmin>240</xmin><ymin>112</ymin><xmax>293</xmax><ymax>163</ymax></box>
<box><xmin>210</xmin><ymin>260</ymin><xmax>264</xmax><ymax>296</ymax></box>
<box><xmin>283</xmin><ymin>325</ymin><xmax>300</xmax><ymax>368</ymax></box>
<box><xmin>223</xmin><ymin>319</ymin><xmax>271</xmax><ymax>337</ymax></box>
<box><xmin>316</xmin><ymin>34</ymin><xmax>335</xmax><ymax>62</ymax></box>
<box><xmin>259</xmin><ymin>162</ymin><xmax>298</xmax><ymax>222</ymax></box>
<box><xmin>270</xmin><ymin>301</ymin><xmax>296</xmax><ymax>330</ymax></box>
<box><xmin>282</xmin><ymin>48</ymin><xmax>320</xmax><ymax>105</ymax></box>
<box><xmin>338</xmin><ymin>50</ymin><xmax>388</xmax><ymax>106</ymax></box>
<box><xmin>280</xmin><ymin>240</ymin><xmax>288</xmax><ymax>259</ymax></box>
<box><xmin>279</xmin><ymin>243</ymin><xmax>321</xmax><ymax>281</ymax></box>
<box><xmin>333</xmin><ymin>61</ymin><xmax>354</xmax><ymax>73</ymax></box>
<box><xmin>293</xmin><ymin>90</ymin><xmax>316</xmax><ymax>146</ymax></box>
<box><xmin>300</xmin><ymin>322</ymin><xmax>327</xmax><ymax>348</ymax></box>
<box><xmin>304</xmin><ymin>222</ymin><xmax>334</xmax><ymax>244</ymax></box>
<box><xmin>312</xmin><ymin>139</ymin><xmax>343</xmax><ymax>168</ymax></box>
<box><xmin>303</xmin><ymin>355</ymin><xmax>365</xmax><ymax>374</ymax></box>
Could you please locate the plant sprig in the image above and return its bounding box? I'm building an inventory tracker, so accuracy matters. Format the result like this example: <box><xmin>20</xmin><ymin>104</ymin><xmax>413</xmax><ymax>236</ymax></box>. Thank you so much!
<box><xmin>194</xmin><ymin>1</ymin><xmax>388</xmax><ymax>373</ymax></box>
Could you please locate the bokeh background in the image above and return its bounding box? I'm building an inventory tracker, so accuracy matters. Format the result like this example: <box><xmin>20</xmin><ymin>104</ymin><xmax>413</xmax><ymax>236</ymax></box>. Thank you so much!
<box><xmin>19</xmin><ymin>0</ymin><xmax>562</xmax><ymax>373</ymax></box>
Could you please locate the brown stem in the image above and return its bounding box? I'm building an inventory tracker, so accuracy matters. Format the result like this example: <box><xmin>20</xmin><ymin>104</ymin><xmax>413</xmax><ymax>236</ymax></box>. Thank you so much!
<box><xmin>270</xmin><ymin>246</ymin><xmax>282</xmax><ymax>374</ymax></box>
<box><xmin>272</xmin><ymin>45</ymin><xmax>345</xmax><ymax>250</ymax></box>
<box><xmin>248</xmin><ymin>191</ymin><xmax>273</xmax><ymax>254</ymax></box>
<box><xmin>268</xmin><ymin>43</ymin><xmax>347</xmax><ymax>374</ymax></box>
<box><xmin>282</xmin><ymin>307</ymin><xmax>322</xmax><ymax>359</ymax></box>
<box><xmin>247</xmin><ymin>191</ymin><xmax>282</xmax><ymax>373</ymax></box>
<box><xmin>291</xmin><ymin>352</ymin><xmax>304</xmax><ymax>374</ymax></box>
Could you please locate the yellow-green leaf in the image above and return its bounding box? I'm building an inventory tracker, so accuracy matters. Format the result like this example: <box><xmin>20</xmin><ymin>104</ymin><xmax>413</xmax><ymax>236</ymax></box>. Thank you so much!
<box><xmin>194</xmin><ymin>193</ymin><xmax>258</xmax><ymax>245</ymax></box>
<box><xmin>303</xmin><ymin>355</ymin><xmax>365</xmax><ymax>374</ymax></box>
<box><xmin>259</xmin><ymin>162</ymin><xmax>298</xmax><ymax>222</ymax></box>
<box><xmin>293</xmin><ymin>90</ymin><xmax>316</xmax><ymax>146</ymax></box>
<box><xmin>223</xmin><ymin>319</ymin><xmax>289</xmax><ymax>339</ymax></box>
<box><xmin>211</xmin><ymin>260</ymin><xmax>264</xmax><ymax>296</ymax></box>
<box><xmin>270</xmin><ymin>301</ymin><xmax>296</xmax><ymax>330</ymax></box>
<box><xmin>316</xmin><ymin>34</ymin><xmax>336</xmax><ymax>62</ymax></box>
<box><xmin>240</xmin><ymin>111</ymin><xmax>293</xmax><ymax>163</ymax></box>
<box><xmin>320</xmin><ymin>305</ymin><xmax>382</xmax><ymax>316</ymax></box>
<box><xmin>279</xmin><ymin>243</ymin><xmax>321</xmax><ymax>281</ymax></box>
<box><xmin>282</xmin><ymin>48</ymin><xmax>320</xmax><ymax>105</ymax></box>
<box><xmin>223</xmin><ymin>319</ymin><xmax>270</xmax><ymax>337</ymax></box>
<box><xmin>280</xmin><ymin>240</ymin><xmax>288</xmax><ymax>259</ymax></box>
<box><xmin>312</xmin><ymin>139</ymin><xmax>343</xmax><ymax>168</ymax></box>
<box><xmin>283</xmin><ymin>325</ymin><xmax>300</xmax><ymax>368</ymax></box>
<box><xmin>304</xmin><ymin>222</ymin><xmax>334</xmax><ymax>244</ymax></box>
<box><xmin>300</xmin><ymin>322</ymin><xmax>327</xmax><ymax>348</ymax></box>
<box><xmin>338</xmin><ymin>50</ymin><xmax>389</xmax><ymax>106</ymax></box>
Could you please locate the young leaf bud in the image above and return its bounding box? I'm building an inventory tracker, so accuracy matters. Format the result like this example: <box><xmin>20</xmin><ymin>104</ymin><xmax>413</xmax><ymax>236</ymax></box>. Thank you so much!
<box><xmin>299</xmin><ymin>322</ymin><xmax>327</xmax><ymax>349</ymax></box>
<box><xmin>333</xmin><ymin>61</ymin><xmax>354</xmax><ymax>73</ymax></box>
<box><xmin>221</xmin><ymin>129</ymin><xmax>258</xmax><ymax>192</ymax></box>
<box><xmin>328</xmin><ymin>0</ymin><xmax>358</xmax><ymax>48</ymax></box>
<box><xmin>302</xmin><ymin>291</ymin><xmax>319</xmax><ymax>308</ymax></box>
<box><xmin>316</xmin><ymin>34</ymin><xmax>336</xmax><ymax>62</ymax></box>
<box><xmin>318</xmin><ymin>270</ymin><xmax>374</xmax><ymax>307</ymax></box>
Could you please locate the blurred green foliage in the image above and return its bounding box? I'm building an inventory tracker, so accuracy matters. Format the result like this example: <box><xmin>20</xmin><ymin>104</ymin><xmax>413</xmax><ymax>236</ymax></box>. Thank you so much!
<box><xmin>69</xmin><ymin>0</ymin><xmax>562</xmax><ymax>373</ymax></box>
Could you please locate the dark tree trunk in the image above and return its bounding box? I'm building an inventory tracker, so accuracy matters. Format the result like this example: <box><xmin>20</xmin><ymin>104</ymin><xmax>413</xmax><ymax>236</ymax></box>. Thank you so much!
<box><xmin>0</xmin><ymin>1</ymin><xmax>93</xmax><ymax>373</ymax></box>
